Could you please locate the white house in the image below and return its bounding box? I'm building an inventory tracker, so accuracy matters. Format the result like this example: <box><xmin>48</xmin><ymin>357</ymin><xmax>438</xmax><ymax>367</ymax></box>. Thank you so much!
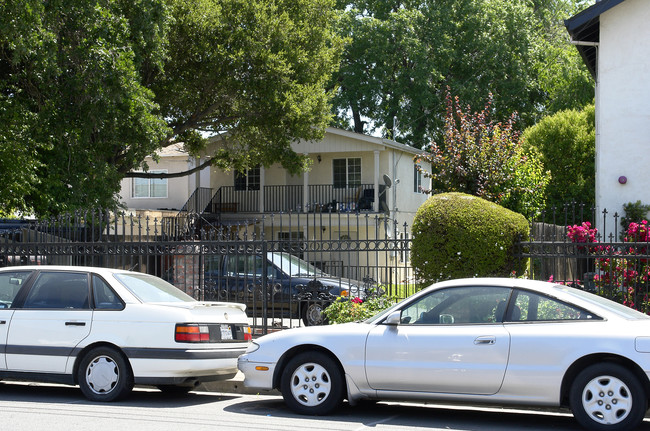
<box><xmin>120</xmin><ymin>128</ymin><xmax>429</xmax><ymax>223</ymax></box>
<box><xmin>118</xmin><ymin>143</ymin><xmax>210</xmax><ymax>216</ymax></box>
<box><xmin>566</xmin><ymin>0</ymin><xmax>650</xmax><ymax>236</ymax></box>
<box><xmin>204</xmin><ymin>127</ymin><xmax>430</xmax><ymax>230</ymax></box>
<box><xmin>117</xmin><ymin>128</ymin><xmax>429</xmax><ymax>283</ymax></box>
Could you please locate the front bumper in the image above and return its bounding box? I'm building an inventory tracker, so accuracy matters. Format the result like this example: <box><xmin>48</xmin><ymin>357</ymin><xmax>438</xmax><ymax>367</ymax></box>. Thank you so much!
<box><xmin>237</xmin><ymin>354</ymin><xmax>276</xmax><ymax>390</ymax></box>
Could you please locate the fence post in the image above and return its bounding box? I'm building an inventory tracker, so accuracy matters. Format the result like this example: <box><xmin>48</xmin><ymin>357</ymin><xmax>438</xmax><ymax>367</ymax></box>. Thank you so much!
<box><xmin>262</xmin><ymin>241</ymin><xmax>268</xmax><ymax>335</ymax></box>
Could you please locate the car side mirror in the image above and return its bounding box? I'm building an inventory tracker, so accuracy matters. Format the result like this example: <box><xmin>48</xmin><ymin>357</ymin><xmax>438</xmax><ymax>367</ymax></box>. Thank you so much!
<box><xmin>384</xmin><ymin>311</ymin><xmax>402</xmax><ymax>325</ymax></box>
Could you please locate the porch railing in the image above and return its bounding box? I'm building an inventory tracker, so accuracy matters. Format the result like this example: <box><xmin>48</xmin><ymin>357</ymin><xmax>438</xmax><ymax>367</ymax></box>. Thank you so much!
<box><xmin>204</xmin><ymin>184</ymin><xmax>384</xmax><ymax>214</ymax></box>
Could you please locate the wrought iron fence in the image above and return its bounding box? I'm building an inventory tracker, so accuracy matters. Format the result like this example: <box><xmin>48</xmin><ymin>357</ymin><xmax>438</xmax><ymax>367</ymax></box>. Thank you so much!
<box><xmin>518</xmin><ymin>204</ymin><xmax>650</xmax><ymax>313</ymax></box>
<box><xmin>0</xmin><ymin>209</ymin><xmax>415</xmax><ymax>334</ymax></box>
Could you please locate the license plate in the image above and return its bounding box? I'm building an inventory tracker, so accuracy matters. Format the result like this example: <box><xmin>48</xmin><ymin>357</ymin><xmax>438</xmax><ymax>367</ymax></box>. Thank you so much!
<box><xmin>220</xmin><ymin>324</ymin><xmax>233</xmax><ymax>340</ymax></box>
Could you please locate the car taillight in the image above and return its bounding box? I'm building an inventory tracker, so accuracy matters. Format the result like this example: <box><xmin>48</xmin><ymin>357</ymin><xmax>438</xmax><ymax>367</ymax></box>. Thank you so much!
<box><xmin>243</xmin><ymin>325</ymin><xmax>252</xmax><ymax>341</ymax></box>
<box><xmin>175</xmin><ymin>324</ymin><xmax>210</xmax><ymax>343</ymax></box>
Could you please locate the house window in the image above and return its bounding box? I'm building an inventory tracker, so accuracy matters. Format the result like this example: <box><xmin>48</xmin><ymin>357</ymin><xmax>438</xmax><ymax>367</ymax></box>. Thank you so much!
<box><xmin>234</xmin><ymin>166</ymin><xmax>260</xmax><ymax>191</ymax></box>
<box><xmin>414</xmin><ymin>164</ymin><xmax>423</xmax><ymax>193</ymax></box>
<box><xmin>133</xmin><ymin>170</ymin><xmax>168</xmax><ymax>198</ymax></box>
<box><xmin>333</xmin><ymin>158</ymin><xmax>361</xmax><ymax>189</ymax></box>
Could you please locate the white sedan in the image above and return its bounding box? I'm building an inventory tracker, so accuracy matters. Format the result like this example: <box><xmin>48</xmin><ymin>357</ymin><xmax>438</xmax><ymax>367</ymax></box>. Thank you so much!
<box><xmin>0</xmin><ymin>266</ymin><xmax>251</xmax><ymax>401</ymax></box>
<box><xmin>239</xmin><ymin>278</ymin><xmax>650</xmax><ymax>431</ymax></box>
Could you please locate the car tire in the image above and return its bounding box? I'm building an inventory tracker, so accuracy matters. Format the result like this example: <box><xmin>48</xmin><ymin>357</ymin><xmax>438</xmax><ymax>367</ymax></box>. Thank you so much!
<box><xmin>569</xmin><ymin>363</ymin><xmax>646</xmax><ymax>431</ymax></box>
<box><xmin>280</xmin><ymin>351</ymin><xmax>344</xmax><ymax>415</ymax></box>
<box><xmin>77</xmin><ymin>346</ymin><xmax>134</xmax><ymax>402</ymax></box>
<box><xmin>301</xmin><ymin>302</ymin><xmax>328</xmax><ymax>326</ymax></box>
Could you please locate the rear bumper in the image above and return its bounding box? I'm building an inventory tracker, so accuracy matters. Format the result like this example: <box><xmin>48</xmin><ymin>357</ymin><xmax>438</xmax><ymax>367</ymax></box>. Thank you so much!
<box><xmin>127</xmin><ymin>346</ymin><xmax>247</xmax><ymax>381</ymax></box>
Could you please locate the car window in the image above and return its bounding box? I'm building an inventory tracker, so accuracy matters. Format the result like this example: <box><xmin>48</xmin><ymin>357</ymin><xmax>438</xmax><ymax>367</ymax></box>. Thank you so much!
<box><xmin>400</xmin><ymin>286</ymin><xmax>512</xmax><ymax>325</ymax></box>
<box><xmin>113</xmin><ymin>272</ymin><xmax>195</xmax><ymax>303</ymax></box>
<box><xmin>558</xmin><ymin>286</ymin><xmax>646</xmax><ymax>320</ymax></box>
<box><xmin>23</xmin><ymin>272</ymin><xmax>90</xmax><ymax>309</ymax></box>
<box><xmin>92</xmin><ymin>275</ymin><xmax>124</xmax><ymax>310</ymax></box>
<box><xmin>0</xmin><ymin>271</ymin><xmax>33</xmax><ymax>308</ymax></box>
<box><xmin>268</xmin><ymin>252</ymin><xmax>324</xmax><ymax>277</ymax></box>
<box><xmin>511</xmin><ymin>290</ymin><xmax>599</xmax><ymax>322</ymax></box>
<box><xmin>226</xmin><ymin>255</ymin><xmax>261</xmax><ymax>277</ymax></box>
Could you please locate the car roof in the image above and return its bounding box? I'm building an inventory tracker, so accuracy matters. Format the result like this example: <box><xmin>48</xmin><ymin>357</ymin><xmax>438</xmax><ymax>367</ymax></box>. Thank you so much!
<box><xmin>0</xmin><ymin>265</ymin><xmax>133</xmax><ymax>276</ymax></box>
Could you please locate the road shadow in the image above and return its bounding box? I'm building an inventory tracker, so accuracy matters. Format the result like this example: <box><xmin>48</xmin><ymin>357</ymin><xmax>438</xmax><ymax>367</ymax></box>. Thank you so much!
<box><xmin>0</xmin><ymin>381</ymin><xmax>239</xmax><ymax>408</ymax></box>
<box><xmin>224</xmin><ymin>397</ymin><xmax>650</xmax><ymax>431</ymax></box>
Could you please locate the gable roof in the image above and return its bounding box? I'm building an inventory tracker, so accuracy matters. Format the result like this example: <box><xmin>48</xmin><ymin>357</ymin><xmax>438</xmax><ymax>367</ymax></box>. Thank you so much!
<box><xmin>324</xmin><ymin>127</ymin><xmax>422</xmax><ymax>156</ymax></box>
<box><xmin>565</xmin><ymin>0</ymin><xmax>627</xmax><ymax>78</ymax></box>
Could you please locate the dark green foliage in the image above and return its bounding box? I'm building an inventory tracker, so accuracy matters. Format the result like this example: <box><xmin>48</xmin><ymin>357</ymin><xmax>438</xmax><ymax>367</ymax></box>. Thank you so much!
<box><xmin>331</xmin><ymin>0</ymin><xmax>594</xmax><ymax>148</ymax></box>
<box><xmin>0</xmin><ymin>0</ymin><xmax>343</xmax><ymax>216</ymax></box>
<box><xmin>522</xmin><ymin>104</ymin><xmax>595</xmax><ymax>215</ymax></box>
<box><xmin>411</xmin><ymin>192</ymin><xmax>529</xmax><ymax>285</ymax></box>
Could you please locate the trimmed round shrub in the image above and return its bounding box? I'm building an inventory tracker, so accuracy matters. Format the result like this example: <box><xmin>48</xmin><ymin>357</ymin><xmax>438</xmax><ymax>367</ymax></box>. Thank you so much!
<box><xmin>411</xmin><ymin>192</ymin><xmax>529</xmax><ymax>284</ymax></box>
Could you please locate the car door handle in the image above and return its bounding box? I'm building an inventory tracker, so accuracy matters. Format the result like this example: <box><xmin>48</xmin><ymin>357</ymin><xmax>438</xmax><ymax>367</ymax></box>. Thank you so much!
<box><xmin>0</xmin><ymin>320</ymin><xmax>5</xmax><ymax>324</ymax></box>
<box><xmin>474</xmin><ymin>336</ymin><xmax>496</xmax><ymax>345</ymax></box>
<box><xmin>65</xmin><ymin>321</ymin><xmax>86</xmax><ymax>326</ymax></box>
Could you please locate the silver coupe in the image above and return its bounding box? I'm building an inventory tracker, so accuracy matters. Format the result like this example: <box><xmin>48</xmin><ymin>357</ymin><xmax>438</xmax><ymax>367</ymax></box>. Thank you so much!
<box><xmin>238</xmin><ymin>278</ymin><xmax>650</xmax><ymax>431</ymax></box>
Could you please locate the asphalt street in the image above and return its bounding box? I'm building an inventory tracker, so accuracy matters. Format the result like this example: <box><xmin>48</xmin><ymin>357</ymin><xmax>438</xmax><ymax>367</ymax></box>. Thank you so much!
<box><xmin>5</xmin><ymin>379</ymin><xmax>650</xmax><ymax>431</ymax></box>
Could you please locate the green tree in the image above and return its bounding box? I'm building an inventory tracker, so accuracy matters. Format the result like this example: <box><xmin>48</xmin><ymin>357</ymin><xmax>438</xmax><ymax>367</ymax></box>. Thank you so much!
<box><xmin>521</xmin><ymin>104</ymin><xmax>595</xmax><ymax>214</ymax></box>
<box><xmin>530</xmin><ymin>0</ymin><xmax>594</xmax><ymax>114</ymax></box>
<box><xmin>331</xmin><ymin>0</ymin><xmax>594</xmax><ymax>148</ymax></box>
<box><xmin>150</xmin><ymin>0</ymin><xmax>343</xmax><ymax>175</ymax></box>
<box><xmin>417</xmin><ymin>91</ymin><xmax>549</xmax><ymax>217</ymax></box>
<box><xmin>1</xmin><ymin>0</ymin><xmax>170</xmax><ymax>215</ymax></box>
<box><xmin>0</xmin><ymin>0</ymin><xmax>343</xmax><ymax>215</ymax></box>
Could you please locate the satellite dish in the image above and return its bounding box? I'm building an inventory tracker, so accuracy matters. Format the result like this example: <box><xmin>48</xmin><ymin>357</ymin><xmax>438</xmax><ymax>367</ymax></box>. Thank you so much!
<box><xmin>383</xmin><ymin>174</ymin><xmax>392</xmax><ymax>188</ymax></box>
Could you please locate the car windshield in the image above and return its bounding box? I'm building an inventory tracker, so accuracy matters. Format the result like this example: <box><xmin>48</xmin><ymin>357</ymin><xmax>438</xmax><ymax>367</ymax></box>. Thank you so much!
<box><xmin>113</xmin><ymin>272</ymin><xmax>195</xmax><ymax>303</ymax></box>
<box><xmin>268</xmin><ymin>252</ymin><xmax>325</xmax><ymax>277</ymax></box>
<box><xmin>558</xmin><ymin>285</ymin><xmax>650</xmax><ymax>320</ymax></box>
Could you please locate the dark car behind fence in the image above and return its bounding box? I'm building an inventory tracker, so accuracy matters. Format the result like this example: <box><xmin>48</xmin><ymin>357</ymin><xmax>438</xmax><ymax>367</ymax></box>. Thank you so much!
<box><xmin>0</xmin><ymin>209</ymin><xmax>415</xmax><ymax>334</ymax></box>
<box><xmin>3</xmin><ymin>203</ymin><xmax>650</xmax><ymax>334</ymax></box>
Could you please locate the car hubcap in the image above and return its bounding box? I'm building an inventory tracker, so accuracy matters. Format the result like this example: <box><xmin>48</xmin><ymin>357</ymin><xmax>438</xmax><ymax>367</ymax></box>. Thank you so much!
<box><xmin>306</xmin><ymin>304</ymin><xmax>323</xmax><ymax>325</ymax></box>
<box><xmin>582</xmin><ymin>375</ymin><xmax>632</xmax><ymax>425</ymax></box>
<box><xmin>85</xmin><ymin>355</ymin><xmax>119</xmax><ymax>395</ymax></box>
<box><xmin>290</xmin><ymin>363</ymin><xmax>331</xmax><ymax>406</ymax></box>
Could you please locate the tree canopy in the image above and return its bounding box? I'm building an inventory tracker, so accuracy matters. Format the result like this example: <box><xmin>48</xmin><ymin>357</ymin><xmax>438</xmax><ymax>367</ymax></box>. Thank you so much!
<box><xmin>330</xmin><ymin>0</ymin><xmax>594</xmax><ymax>148</ymax></box>
<box><xmin>0</xmin><ymin>0</ymin><xmax>343</xmax><ymax>215</ymax></box>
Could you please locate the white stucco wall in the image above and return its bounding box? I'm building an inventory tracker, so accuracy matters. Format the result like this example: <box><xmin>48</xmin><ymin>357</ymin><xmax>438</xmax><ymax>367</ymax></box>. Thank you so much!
<box><xmin>596</xmin><ymin>0</ymin><xmax>650</xmax><ymax>234</ymax></box>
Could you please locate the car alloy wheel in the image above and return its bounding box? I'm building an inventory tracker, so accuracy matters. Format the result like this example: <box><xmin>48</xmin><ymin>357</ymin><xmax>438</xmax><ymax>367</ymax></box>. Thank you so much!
<box><xmin>280</xmin><ymin>352</ymin><xmax>344</xmax><ymax>415</ymax></box>
<box><xmin>77</xmin><ymin>346</ymin><xmax>133</xmax><ymax>402</ymax></box>
<box><xmin>570</xmin><ymin>363</ymin><xmax>646</xmax><ymax>431</ymax></box>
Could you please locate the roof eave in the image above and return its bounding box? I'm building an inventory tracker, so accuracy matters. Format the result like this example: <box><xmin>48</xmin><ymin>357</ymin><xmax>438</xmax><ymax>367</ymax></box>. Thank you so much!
<box><xmin>564</xmin><ymin>0</ymin><xmax>627</xmax><ymax>79</ymax></box>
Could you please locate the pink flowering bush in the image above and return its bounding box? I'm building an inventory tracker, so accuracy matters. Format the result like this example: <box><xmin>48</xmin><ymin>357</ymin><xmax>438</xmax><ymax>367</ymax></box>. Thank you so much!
<box><xmin>593</xmin><ymin>220</ymin><xmax>650</xmax><ymax>312</ymax></box>
<box><xmin>567</xmin><ymin>221</ymin><xmax>598</xmax><ymax>252</ymax></box>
